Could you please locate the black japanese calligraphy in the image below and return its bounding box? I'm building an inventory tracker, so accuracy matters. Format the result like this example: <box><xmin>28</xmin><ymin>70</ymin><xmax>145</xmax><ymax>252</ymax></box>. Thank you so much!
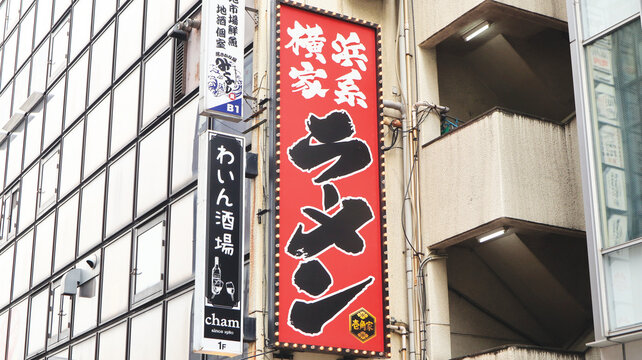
<box><xmin>288</xmin><ymin>276</ymin><xmax>374</xmax><ymax>336</ymax></box>
<box><xmin>285</xmin><ymin>197</ymin><xmax>374</xmax><ymax>259</ymax></box>
<box><xmin>293</xmin><ymin>259</ymin><xmax>333</xmax><ymax>297</ymax></box>
<box><xmin>288</xmin><ymin>110</ymin><xmax>372</xmax><ymax>184</ymax></box>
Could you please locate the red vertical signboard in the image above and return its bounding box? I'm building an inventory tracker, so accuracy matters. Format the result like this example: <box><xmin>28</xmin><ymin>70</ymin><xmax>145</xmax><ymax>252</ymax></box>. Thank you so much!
<box><xmin>275</xmin><ymin>1</ymin><xmax>389</xmax><ymax>357</ymax></box>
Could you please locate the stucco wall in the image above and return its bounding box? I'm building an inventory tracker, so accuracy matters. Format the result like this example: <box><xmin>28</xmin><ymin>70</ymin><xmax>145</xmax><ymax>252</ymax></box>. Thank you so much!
<box><xmin>421</xmin><ymin>110</ymin><xmax>585</xmax><ymax>247</ymax></box>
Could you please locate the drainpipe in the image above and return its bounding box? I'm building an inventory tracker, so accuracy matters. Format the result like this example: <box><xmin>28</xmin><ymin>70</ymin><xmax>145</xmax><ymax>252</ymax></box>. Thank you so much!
<box><xmin>388</xmin><ymin>323</ymin><xmax>409</xmax><ymax>360</ymax></box>
<box><xmin>399</xmin><ymin>0</ymin><xmax>419</xmax><ymax>359</ymax></box>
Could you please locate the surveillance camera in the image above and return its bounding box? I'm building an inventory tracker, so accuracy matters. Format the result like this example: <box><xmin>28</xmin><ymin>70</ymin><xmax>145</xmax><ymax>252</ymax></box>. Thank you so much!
<box><xmin>86</xmin><ymin>254</ymin><xmax>98</xmax><ymax>269</ymax></box>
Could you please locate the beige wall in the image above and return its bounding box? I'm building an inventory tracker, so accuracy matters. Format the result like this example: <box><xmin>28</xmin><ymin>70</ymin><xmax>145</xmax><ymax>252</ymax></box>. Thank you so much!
<box><xmin>421</xmin><ymin>111</ymin><xmax>585</xmax><ymax>247</ymax></box>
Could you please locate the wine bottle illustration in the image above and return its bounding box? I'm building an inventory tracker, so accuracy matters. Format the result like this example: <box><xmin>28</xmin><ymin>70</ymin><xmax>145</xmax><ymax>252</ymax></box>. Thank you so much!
<box><xmin>211</xmin><ymin>256</ymin><xmax>224</xmax><ymax>299</ymax></box>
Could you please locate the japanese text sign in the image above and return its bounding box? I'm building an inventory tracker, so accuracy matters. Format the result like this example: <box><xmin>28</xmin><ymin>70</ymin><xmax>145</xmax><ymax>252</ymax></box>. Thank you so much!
<box><xmin>200</xmin><ymin>0</ymin><xmax>245</xmax><ymax>121</ymax></box>
<box><xmin>275</xmin><ymin>2</ymin><xmax>389</xmax><ymax>357</ymax></box>
<box><xmin>194</xmin><ymin>131</ymin><xmax>245</xmax><ymax>356</ymax></box>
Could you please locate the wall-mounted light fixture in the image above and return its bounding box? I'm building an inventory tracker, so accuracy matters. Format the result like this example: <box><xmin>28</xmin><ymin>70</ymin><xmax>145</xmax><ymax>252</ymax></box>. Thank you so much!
<box><xmin>463</xmin><ymin>21</ymin><xmax>490</xmax><ymax>42</ymax></box>
<box><xmin>477</xmin><ymin>227</ymin><xmax>507</xmax><ymax>243</ymax></box>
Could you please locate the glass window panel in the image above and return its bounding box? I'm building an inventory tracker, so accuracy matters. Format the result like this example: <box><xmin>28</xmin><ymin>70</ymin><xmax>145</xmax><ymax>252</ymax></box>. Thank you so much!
<box><xmin>0</xmin><ymin>88</ymin><xmax>12</xmax><ymax>133</ymax></box>
<box><xmin>31</xmin><ymin>39</ymin><xmax>50</xmax><ymax>94</ymax></box>
<box><xmin>71</xmin><ymin>336</ymin><xmax>95</xmax><ymax>360</ymax></box>
<box><xmin>52</xmin><ymin>0</ymin><xmax>70</xmax><ymax>24</ymax></box>
<box><xmin>0</xmin><ymin>2</ymin><xmax>5</xmax><ymax>42</ymax></box>
<box><xmin>24</xmin><ymin>102</ymin><xmax>44</xmax><ymax>167</ymax></box>
<box><xmin>34</xmin><ymin>0</ymin><xmax>53</xmax><ymax>45</ymax></box>
<box><xmin>49</xmin><ymin>18</ymin><xmax>69</xmax><ymax>81</ymax></box>
<box><xmin>43</xmin><ymin>78</ymin><xmax>65</xmax><ymax>149</ymax></box>
<box><xmin>97</xmin><ymin>322</ymin><xmax>126</xmax><ymax>360</ymax></box>
<box><xmin>144</xmin><ymin>0</ymin><xmax>174</xmax><ymax>50</ymax></box>
<box><xmin>581</xmin><ymin>0</ymin><xmax>640</xmax><ymax>40</ymax></box>
<box><xmin>0</xmin><ymin>311</ymin><xmax>8</xmax><ymax>360</ymax></box>
<box><xmin>141</xmin><ymin>40</ymin><xmax>172</xmax><ymax>128</ymax></box>
<box><xmin>16</xmin><ymin>6</ymin><xmax>34</xmax><ymax>67</ymax></box>
<box><xmin>88</xmin><ymin>24</ymin><xmax>114</xmax><ymax>104</ymax></box>
<box><xmin>38</xmin><ymin>149</ymin><xmax>59</xmax><ymax>212</ymax></box>
<box><xmin>101</xmin><ymin>232</ymin><xmax>130</xmax><ymax>321</ymax></box>
<box><xmin>105</xmin><ymin>148</ymin><xmax>135</xmax><ymax>235</ymax></box>
<box><xmin>585</xmin><ymin>21</ymin><xmax>642</xmax><ymax>249</ymax></box>
<box><xmin>178</xmin><ymin>0</ymin><xmax>197</xmax><ymax>18</ymax></box>
<box><xmin>73</xmin><ymin>274</ymin><xmax>98</xmax><ymax>335</ymax></box>
<box><xmin>110</xmin><ymin>67</ymin><xmax>139</xmax><ymax>155</ymax></box>
<box><xmin>48</xmin><ymin>281</ymin><xmax>71</xmax><ymax>345</ymax></box>
<box><xmin>605</xmin><ymin>243</ymin><xmax>642</xmax><ymax>330</ymax></box>
<box><xmin>7</xmin><ymin>300</ymin><xmax>27</xmax><ymax>360</ymax></box>
<box><xmin>114</xmin><ymin>0</ymin><xmax>142</xmax><ymax>77</ymax></box>
<box><xmin>6</xmin><ymin>121</ymin><xmax>24</xmax><ymax>184</ymax></box>
<box><xmin>133</xmin><ymin>219</ymin><xmax>164</xmax><ymax>300</ymax></box>
<box><xmin>59</xmin><ymin>121</ymin><xmax>83</xmax><ymax>197</ymax></box>
<box><xmin>0</xmin><ymin>141</ymin><xmax>7</xmax><ymax>192</ymax></box>
<box><xmin>137</xmin><ymin>120</ymin><xmax>168</xmax><ymax>215</ymax></box>
<box><xmin>27</xmin><ymin>287</ymin><xmax>49</xmax><ymax>356</ymax></box>
<box><xmin>69</xmin><ymin>0</ymin><xmax>91</xmax><ymax>60</ymax></box>
<box><xmin>48</xmin><ymin>349</ymin><xmax>68</xmax><ymax>359</ymax></box>
<box><xmin>32</xmin><ymin>212</ymin><xmax>55</xmax><ymax>285</ymax></box>
<box><xmin>84</xmin><ymin>96</ymin><xmax>109</xmax><ymax>178</ymax></box>
<box><xmin>165</xmin><ymin>291</ymin><xmax>194</xmax><ymax>360</ymax></box>
<box><xmin>2</xmin><ymin>187</ymin><xmax>20</xmax><ymax>241</ymax></box>
<box><xmin>129</xmin><ymin>305</ymin><xmax>161</xmax><ymax>360</ymax></box>
<box><xmin>53</xmin><ymin>193</ymin><xmax>79</xmax><ymax>272</ymax></box>
<box><xmin>65</xmin><ymin>52</ymin><xmax>89</xmax><ymax>127</ymax></box>
<box><xmin>171</xmin><ymin>98</ymin><xmax>200</xmax><ymax>192</ymax></box>
<box><xmin>6</xmin><ymin>0</ymin><xmax>20</xmax><ymax>30</ymax></box>
<box><xmin>0</xmin><ymin>245</ymin><xmax>14</xmax><ymax>307</ymax></box>
<box><xmin>93</xmin><ymin>0</ymin><xmax>115</xmax><ymax>35</ymax></box>
<box><xmin>12</xmin><ymin>230</ymin><xmax>33</xmax><ymax>298</ymax></box>
<box><xmin>1</xmin><ymin>31</ymin><xmax>17</xmax><ymax>90</ymax></box>
<box><xmin>78</xmin><ymin>172</ymin><xmax>105</xmax><ymax>254</ymax></box>
<box><xmin>13</xmin><ymin>61</ymin><xmax>29</xmax><ymax>110</ymax></box>
<box><xmin>18</xmin><ymin>164</ymin><xmax>39</xmax><ymax>231</ymax></box>
<box><xmin>22</xmin><ymin>0</ymin><xmax>35</xmax><ymax>13</ymax></box>
<box><xmin>168</xmin><ymin>190</ymin><xmax>195</xmax><ymax>288</ymax></box>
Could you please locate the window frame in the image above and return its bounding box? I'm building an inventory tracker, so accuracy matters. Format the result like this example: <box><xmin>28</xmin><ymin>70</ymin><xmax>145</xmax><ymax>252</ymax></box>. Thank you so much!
<box><xmin>38</xmin><ymin>148</ymin><xmax>60</xmax><ymax>213</ymax></box>
<box><xmin>131</xmin><ymin>213</ymin><xmax>166</xmax><ymax>305</ymax></box>
<box><xmin>47</xmin><ymin>278</ymin><xmax>71</xmax><ymax>348</ymax></box>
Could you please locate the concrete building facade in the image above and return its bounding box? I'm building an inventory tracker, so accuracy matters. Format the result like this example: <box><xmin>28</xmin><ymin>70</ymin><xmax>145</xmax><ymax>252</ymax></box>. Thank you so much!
<box><xmin>0</xmin><ymin>0</ymin><xmax>635</xmax><ymax>359</ymax></box>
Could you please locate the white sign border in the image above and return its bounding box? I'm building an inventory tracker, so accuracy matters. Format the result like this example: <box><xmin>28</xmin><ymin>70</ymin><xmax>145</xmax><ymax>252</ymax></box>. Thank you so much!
<box><xmin>194</xmin><ymin>130</ymin><xmax>246</xmax><ymax>356</ymax></box>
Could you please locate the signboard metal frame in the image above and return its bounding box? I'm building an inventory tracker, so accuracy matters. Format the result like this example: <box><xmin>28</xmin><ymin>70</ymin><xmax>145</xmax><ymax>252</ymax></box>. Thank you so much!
<box><xmin>194</xmin><ymin>130</ymin><xmax>246</xmax><ymax>356</ymax></box>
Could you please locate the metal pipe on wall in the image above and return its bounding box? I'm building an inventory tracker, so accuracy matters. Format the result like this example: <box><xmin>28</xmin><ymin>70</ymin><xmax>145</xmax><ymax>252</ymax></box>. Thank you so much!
<box><xmin>399</xmin><ymin>0</ymin><xmax>420</xmax><ymax>359</ymax></box>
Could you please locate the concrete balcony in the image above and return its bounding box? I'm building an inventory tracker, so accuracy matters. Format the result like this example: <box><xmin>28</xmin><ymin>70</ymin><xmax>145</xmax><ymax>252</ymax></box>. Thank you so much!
<box><xmin>419</xmin><ymin>109</ymin><xmax>593</xmax><ymax>357</ymax></box>
<box><xmin>421</xmin><ymin>108</ymin><xmax>585</xmax><ymax>249</ymax></box>
<box><xmin>415</xmin><ymin>0</ymin><xmax>568</xmax><ymax>49</ymax></box>
<box><xmin>451</xmin><ymin>345</ymin><xmax>584</xmax><ymax>360</ymax></box>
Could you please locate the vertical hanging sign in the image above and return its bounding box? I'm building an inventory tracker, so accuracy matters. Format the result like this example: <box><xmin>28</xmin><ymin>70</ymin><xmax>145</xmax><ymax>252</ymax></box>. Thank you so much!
<box><xmin>274</xmin><ymin>1</ymin><xmax>389</xmax><ymax>357</ymax></box>
<box><xmin>200</xmin><ymin>0</ymin><xmax>245</xmax><ymax>121</ymax></box>
<box><xmin>195</xmin><ymin>131</ymin><xmax>245</xmax><ymax>356</ymax></box>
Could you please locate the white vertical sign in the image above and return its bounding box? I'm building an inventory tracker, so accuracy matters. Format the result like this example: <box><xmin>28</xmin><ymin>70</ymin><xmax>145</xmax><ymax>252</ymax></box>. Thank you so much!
<box><xmin>200</xmin><ymin>0</ymin><xmax>245</xmax><ymax>121</ymax></box>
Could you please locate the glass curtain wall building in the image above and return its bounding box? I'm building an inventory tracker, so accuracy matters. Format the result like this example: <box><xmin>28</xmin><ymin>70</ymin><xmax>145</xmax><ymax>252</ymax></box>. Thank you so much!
<box><xmin>569</xmin><ymin>0</ymin><xmax>642</xmax><ymax>346</ymax></box>
<box><xmin>0</xmin><ymin>0</ymin><xmax>254</xmax><ymax>359</ymax></box>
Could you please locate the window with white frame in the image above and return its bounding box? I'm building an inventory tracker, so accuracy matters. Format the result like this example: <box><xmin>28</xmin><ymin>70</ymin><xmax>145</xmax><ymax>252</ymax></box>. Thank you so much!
<box><xmin>131</xmin><ymin>215</ymin><xmax>166</xmax><ymax>304</ymax></box>
<box><xmin>38</xmin><ymin>149</ymin><xmax>59</xmax><ymax>212</ymax></box>
<box><xmin>1</xmin><ymin>185</ymin><xmax>20</xmax><ymax>242</ymax></box>
<box><xmin>47</xmin><ymin>278</ymin><xmax>71</xmax><ymax>347</ymax></box>
<box><xmin>49</xmin><ymin>18</ymin><xmax>70</xmax><ymax>81</ymax></box>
